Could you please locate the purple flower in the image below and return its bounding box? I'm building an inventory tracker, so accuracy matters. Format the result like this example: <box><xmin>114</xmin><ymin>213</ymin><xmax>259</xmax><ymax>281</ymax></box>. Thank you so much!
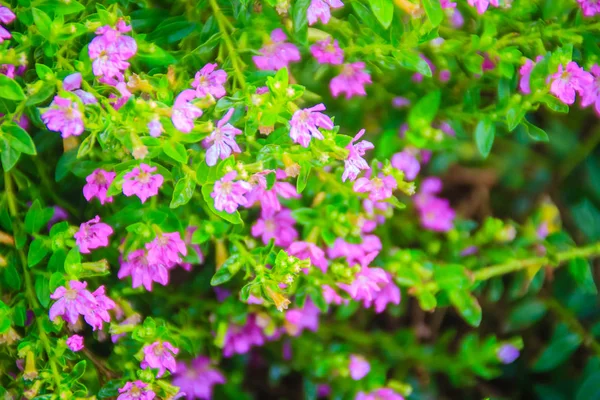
<box><xmin>0</xmin><ymin>25</ymin><xmax>10</xmax><ymax>42</ymax></box>
<box><xmin>328</xmin><ymin>235</ymin><xmax>382</xmax><ymax>268</ymax></box>
<box><xmin>123</xmin><ymin>164</ymin><xmax>164</xmax><ymax>203</ymax></box>
<box><xmin>550</xmin><ymin>62</ymin><xmax>593</xmax><ymax>105</ymax></box>
<box><xmin>284</xmin><ymin>300</ymin><xmax>320</xmax><ymax>336</ymax></box>
<box><xmin>0</xmin><ymin>7</ymin><xmax>15</xmax><ymax>24</ymax></box>
<box><xmin>414</xmin><ymin>177</ymin><xmax>455</xmax><ymax>232</ymax></box>
<box><xmin>356</xmin><ymin>388</ymin><xmax>404</xmax><ymax>400</ymax></box>
<box><xmin>519</xmin><ymin>58</ymin><xmax>535</xmax><ymax>95</ymax></box>
<box><xmin>289</xmin><ymin>104</ymin><xmax>334</xmax><ymax>147</ymax></box>
<box><xmin>83</xmin><ymin>169</ymin><xmax>116</xmax><ymax>205</ymax></box>
<box><xmin>41</xmin><ymin>96</ymin><xmax>85</xmax><ymax>138</ymax></box>
<box><xmin>173</xmin><ymin>356</ymin><xmax>226</xmax><ymax>400</ymax></box>
<box><xmin>392</xmin><ymin>97</ymin><xmax>411</xmax><ymax>108</ymax></box>
<box><xmin>581</xmin><ymin>64</ymin><xmax>600</xmax><ymax>114</ymax></box>
<box><xmin>307</xmin><ymin>0</ymin><xmax>344</xmax><ymax>25</ymax></box>
<box><xmin>349</xmin><ymin>355</ymin><xmax>370</xmax><ymax>380</ymax></box>
<box><xmin>577</xmin><ymin>0</ymin><xmax>600</xmax><ymax>16</ymax></box>
<box><xmin>204</xmin><ymin>108</ymin><xmax>242</xmax><ymax>166</ymax></box>
<box><xmin>66</xmin><ymin>335</ymin><xmax>84</xmax><ymax>352</ymax></box>
<box><xmin>439</xmin><ymin>69</ymin><xmax>451</xmax><ymax>82</ymax></box>
<box><xmin>74</xmin><ymin>215</ymin><xmax>113</xmax><ymax>254</ymax></box>
<box><xmin>353</xmin><ymin>175</ymin><xmax>397</xmax><ymax>201</ymax></box>
<box><xmin>391</xmin><ymin>150</ymin><xmax>420</xmax><ymax>181</ymax></box>
<box><xmin>223</xmin><ymin>315</ymin><xmax>266</xmax><ymax>357</ymax></box>
<box><xmin>211</xmin><ymin>171</ymin><xmax>252</xmax><ymax>213</ymax></box>
<box><xmin>146</xmin><ymin>232</ymin><xmax>188</xmax><ymax>268</ymax></box>
<box><xmin>252</xmin><ymin>209</ymin><xmax>298</xmax><ymax>247</ymax></box>
<box><xmin>118</xmin><ymin>381</ymin><xmax>155</xmax><ymax>400</ymax></box>
<box><xmin>118</xmin><ymin>249</ymin><xmax>169</xmax><ymax>291</ymax></box>
<box><xmin>330</xmin><ymin>62</ymin><xmax>372</xmax><ymax>99</ymax></box>
<box><xmin>253</xmin><ymin>29</ymin><xmax>301</xmax><ymax>71</ymax></box>
<box><xmin>440</xmin><ymin>0</ymin><xmax>457</xmax><ymax>8</ymax></box>
<box><xmin>343</xmin><ymin>129</ymin><xmax>374</xmax><ymax>182</ymax></box>
<box><xmin>89</xmin><ymin>22</ymin><xmax>137</xmax><ymax>80</ymax></box>
<box><xmin>246</xmin><ymin>171</ymin><xmax>301</xmax><ymax>216</ymax></box>
<box><xmin>371</xmin><ymin>273</ymin><xmax>401</xmax><ymax>313</ymax></box>
<box><xmin>49</xmin><ymin>280</ymin><xmax>97</xmax><ymax>325</ymax></box>
<box><xmin>172</xmin><ymin>89</ymin><xmax>203</xmax><ymax>133</ymax></box>
<box><xmin>63</xmin><ymin>73</ymin><xmax>82</xmax><ymax>91</ymax></box>
<box><xmin>310</xmin><ymin>38</ymin><xmax>344</xmax><ymax>65</ymax></box>
<box><xmin>287</xmin><ymin>241</ymin><xmax>328</xmax><ymax>273</ymax></box>
<box><xmin>148</xmin><ymin>117</ymin><xmax>164</xmax><ymax>137</ymax></box>
<box><xmin>497</xmin><ymin>344</ymin><xmax>519</xmax><ymax>364</ymax></box>
<box><xmin>467</xmin><ymin>0</ymin><xmax>499</xmax><ymax>14</ymax></box>
<box><xmin>142</xmin><ymin>341</ymin><xmax>179</xmax><ymax>377</ymax></box>
<box><xmin>322</xmin><ymin>284</ymin><xmax>347</xmax><ymax>305</ymax></box>
<box><xmin>84</xmin><ymin>285</ymin><xmax>116</xmax><ymax>330</ymax></box>
<box><xmin>193</xmin><ymin>63</ymin><xmax>227</xmax><ymax>99</ymax></box>
<box><xmin>338</xmin><ymin>266</ymin><xmax>389</xmax><ymax>305</ymax></box>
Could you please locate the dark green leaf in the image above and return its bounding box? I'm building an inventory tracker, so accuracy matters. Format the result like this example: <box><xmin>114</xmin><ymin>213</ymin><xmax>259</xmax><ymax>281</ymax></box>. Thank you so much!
<box><xmin>449</xmin><ymin>290</ymin><xmax>482</xmax><ymax>327</ymax></box>
<box><xmin>533</xmin><ymin>324</ymin><xmax>582</xmax><ymax>372</ymax></box>
<box><xmin>28</xmin><ymin>239</ymin><xmax>49</xmax><ymax>268</ymax></box>
<box><xmin>35</xmin><ymin>275</ymin><xmax>51</xmax><ymax>308</ymax></box>
<box><xmin>3</xmin><ymin>123</ymin><xmax>37</xmax><ymax>155</ymax></box>
<box><xmin>568</xmin><ymin>257</ymin><xmax>597</xmax><ymax>294</ymax></box>
<box><xmin>475</xmin><ymin>118</ymin><xmax>495</xmax><ymax>158</ymax></box>
<box><xmin>170</xmin><ymin>177</ymin><xmax>196</xmax><ymax>208</ymax></box>
<box><xmin>210</xmin><ymin>254</ymin><xmax>242</xmax><ymax>285</ymax></box>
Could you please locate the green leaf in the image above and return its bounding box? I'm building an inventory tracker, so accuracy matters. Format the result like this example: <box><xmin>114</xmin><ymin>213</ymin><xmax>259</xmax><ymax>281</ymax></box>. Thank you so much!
<box><xmin>393</xmin><ymin>50</ymin><xmax>433</xmax><ymax>77</ymax></box>
<box><xmin>13</xmin><ymin>303</ymin><xmax>27</xmax><ymax>327</ymax></box>
<box><xmin>291</xmin><ymin>0</ymin><xmax>310</xmax><ymax>46</ymax></box>
<box><xmin>35</xmin><ymin>275</ymin><xmax>51</xmax><ymax>308</ymax></box>
<box><xmin>4</xmin><ymin>261</ymin><xmax>21</xmax><ymax>290</ymax></box>
<box><xmin>210</xmin><ymin>254</ymin><xmax>242</xmax><ymax>285</ymax></box>
<box><xmin>98</xmin><ymin>380</ymin><xmax>122</xmax><ymax>399</ymax></box>
<box><xmin>0</xmin><ymin>138</ymin><xmax>21</xmax><ymax>171</ymax></box>
<box><xmin>3</xmin><ymin>123</ymin><xmax>37</xmax><ymax>155</ymax></box>
<box><xmin>201</xmin><ymin>184</ymin><xmax>243</xmax><ymax>224</ymax></box>
<box><xmin>408</xmin><ymin>90</ymin><xmax>441</xmax><ymax>128</ymax></box>
<box><xmin>28</xmin><ymin>239</ymin><xmax>49</xmax><ymax>268</ymax></box>
<box><xmin>64</xmin><ymin>247</ymin><xmax>82</xmax><ymax>276</ymax></box>
<box><xmin>26</xmin><ymin>82</ymin><xmax>55</xmax><ymax>106</ymax></box>
<box><xmin>170</xmin><ymin>177</ymin><xmax>196</xmax><ymax>208</ymax></box>
<box><xmin>35</xmin><ymin>63</ymin><xmax>54</xmax><ymax>80</ymax></box>
<box><xmin>32</xmin><ymin>8</ymin><xmax>53</xmax><ymax>38</ymax></box>
<box><xmin>507</xmin><ymin>299</ymin><xmax>547</xmax><ymax>331</ymax></box>
<box><xmin>522</xmin><ymin>120</ymin><xmax>549</xmax><ymax>142</ymax></box>
<box><xmin>77</xmin><ymin>135</ymin><xmax>95</xmax><ymax>158</ymax></box>
<box><xmin>417</xmin><ymin>291</ymin><xmax>437</xmax><ymax>311</ymax></box>
<box><xmin>297</xmin><ymin>161</ymin><xmax>311</xmax><ymax>193</ymax></box>
<box><xmin>568</xmin><ymin>257</ymin><xmax>597</xmax><ymax>294</ymax></box>
<box><xmin>433</xmin><ymin>264</ymin><xmax>470</xmax><ymax>290</ymax></box>
<box><xmin>474</xmin><ymin>118</ymin><xmax>495</xmax><ymax>158</ymax></box>
<box><xmin>24</xmin><ymin>200</ymin><xmax>54</xmax><ymax>234</ymax></box>
<box><xmin>449</xmin><ymin>290</ymin><xmax>482</xmax><ymax>327</ymax></box>
<box><xmin>0</xmin><ymin>75</ymin><xmax>25</xmax><ymax>101</ymax></box>
<box><xmin>506</xmin><ymin>105</ymin><xmax>526</xmax><ymax>131</ymax></box>
<box><xmin>576</xmin><ymin>371</ymin><xmax>600</xmax><ymax>400</ymax></box>
<box><xmin>368</xmin><ymin>0</ymin><xmax>394</xmax><ymax>29</ymax></box>
<box><xmin>533</xmin><ymin>324</ymin><xmax>582</xmax><ymax>372</ymax></box>
<box><xmin>422</xmin><ymin>0</ymin><xmax>443</xmax><ymax>26</ymax></box>
<box><xmin>163</xmin><ymin>142</ymin><xmax>188</xmax><ymax>164</ymax></box>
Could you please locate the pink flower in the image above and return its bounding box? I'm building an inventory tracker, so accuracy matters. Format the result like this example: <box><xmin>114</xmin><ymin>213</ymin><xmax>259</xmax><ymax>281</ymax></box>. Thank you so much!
<box><xmin>74</xmin><ymin>215</ymin><xmax>113</xmax><ymax>254</ymax></box>
<box><xmin>41</xmin><ymin>96</ymin><xmax>85</xmax><ymax>138</ymax></box>
<box><xmin>284</xmin><ymin>300</ymin><xmax>320</xmax><ymax>336</ymax></box>
<box><xmin>193</xmin><ymin>63</ymin><xmax>227</xmax><ymax>99</ymax></box>
<box><xmin>83</xmin><ymin>169</ymin><xmax>116</xmax><ymax>205</ymax></box>
<box><xmin>84</xmin><ymin>285</ymin><xmax>116</xmax><ymax>330</ymax></box>
<box><xmin>356</xmin><ymin>388</ymin><xmax>404</xmax><ymax>400</ymax></box>
<box><xmin>392</xmin><ymin>97</ymin><xmax>411</xmax><ymax>108</ymax></box>
<box><xmin>211</xmin><ymin>171</ymin><xmax>252</xmax><ymax>213</ymax></box>
<box><xmin>49</xmin><ymin>280</ymin><xmax>97</xmax><ymax>325</ymax></box>
<box><xmin>349</xmin><ymin>355</ymin><xmax>370</xmax><ymax>380</ymax></box>
<box><xmin>322</xmin><ymin>284</ymin><xmax>347</xmax><ymax>305</ymax></box>
<box><xmin>467</xmin><ymin>0</ymin><xmax>499</xmax><ymax>14</ymax></box>
<box><xmin>123</xmin><ymin>164</ymin><xmax>164</xmax><ymax>203</ymax></box>
<box><xmin>142</xmin><ymin>341</ymin><xmax>179</xmax><ymax>377</ymax></box>
<box><xmin>204</xmin><ymin>108</ymin><xmax>242</xmax><ymax>166</ymax></box>
<box><xmin>172</xmin><ymin>356</ymin><xmax>226</xmax><ymax>400</ymax></box>
<box><xmin>414</xmin><ymin>177</ymin><xmax>455</xmax><ymax>232</ymax></box>
<box><xmin>246</xmin><ymin>171</ymin><xmax>301</xmax><ymax>216</ymax></box>
<box><xmin>223</xmin><ymin>315</ymin><xmax>266</xmax><ymax>357</ymax></box>
<box><xmin>330</xmin><ymin>62</ymin><xmax>372</xmax><ymax>99</ymax></box>
<box><xmin>89</xmin><ymin>21</ymin><xmax>137</xmax><ymax>80</ymax></box>
<box><xmin>146</xmin><ymin>232</ymin><xmax>188</xmax><ymax>268</ymax></box>
<box><xmin>353</xmin><ymin>175</ymin><xmax>397</xmax><ymax>201</ymax></box>
<box><xmin>148</xmin><ymin>117</ymin><xmax>164</xmax><ymax>137</ymax></box>
<box><xmin>0</xmin><ymin>7</ymin><xmax>15</xmax><ymax>25</ymax></box>
<box><xmin>310</xmin><ymin>38</ymin><xmax>344</xmax><ymax>64</ymax></box>
<box><xmin>328</xmin><ymin>235</ymin><xmax>381</xmax><ymax>268</ymax></box>
<box><xmin>172</xmin><ymin>89</ymin><xmax>203</xmax><ymax>133</ymax></box>
<box><xmin>342</xmin><ymin>129</ymin><xmax>374</xmax><ymax>182</ymax></box>
<box><xmin>391</xmin><ymin>150</ymin><xmax>420</xmax><ymax>181</ymax></box>
<box><xmin>577</xmin><ymin>0</ymin><xmax>600</xmax><ymax>16</ymax></box>
<box><xmin>581</xmin><ymin>64</ymin><xmax>600</xmax><ymax>114</ymax></box>
<box><xmin>440</xmin><ymin>0</ymin><xmax>456</xmax><ymax>8</ymax></box>
<box><xmin>371</xmin><ymin>273</ymin><xmax>401</xmax><ymax>313</ymax></box>
<box><xmin>253</xmin><ymin>29</ymin><xmax>301</xmax><ymax>71</ymax></box>
<box><xmin>289</xmin><ymin>104</ymin><xmax>334</xmax><ymax>147</ymax></box>
<box><xmin>66</xmin><ymin>335</ymin><xmax>84</xmax><ymax>352</ymax></box>
<box><xmin>338</xmin><ymin>266</ymin><xmax>389</xmax><ymax>305</ymax></box>
<box><xmin>0</xmin><ymin>25</ymin><xmax>10</xmax><ymax>42</ymax></box>
<box><xmin>252</xmin><ymin>209</ymin><xmax>298</xmax><ymax>247</ymax></box>
<box><xmin>307</xmin><ymin>0</ymin><xmax>344</xmax><ymax>25</ymax></box>
<box><xmin>518</xmin><ymin>59</ymin><xmax>535</xmax><ymax>95</ymax></box>
<box><xmin>287</xmin><ymin>241</ymin><xmax>328</xmax><ymax>273</ymax></box>
<box><xmin>118</xmin><ymin>381</ymin><xmax>156</xmax><ymax>400</ymax></box>
<box><xmin>118</xmin><ymin>250</ymin><xmax>169</xmax><ymax>291</ymax></box>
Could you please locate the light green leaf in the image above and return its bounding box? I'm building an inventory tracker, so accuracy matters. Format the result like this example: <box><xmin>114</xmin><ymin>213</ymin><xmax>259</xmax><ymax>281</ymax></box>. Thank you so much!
<box><xmin>0</xmin><ymin>75</ymin><xmax>25</xmax><ymax>101</ymax></box>
<box><xmin>475</xmin><ymin>118</ymin><xmax>495</xmax><ymax>158</ymax></box>
<box><xmin>367</xmin><ymin>0</ymin><xmax>394</xmax><ymax>29</ymax></box>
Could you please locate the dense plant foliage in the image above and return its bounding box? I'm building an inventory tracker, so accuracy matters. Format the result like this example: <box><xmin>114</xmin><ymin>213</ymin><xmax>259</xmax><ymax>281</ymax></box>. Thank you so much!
<box><xmin>2</xmin><ymin>0</ymin><xmax>600</xmax><ymax>398</ymax></box>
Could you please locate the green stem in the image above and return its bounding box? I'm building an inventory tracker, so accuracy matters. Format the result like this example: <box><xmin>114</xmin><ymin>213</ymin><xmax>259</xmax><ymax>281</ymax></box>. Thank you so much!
<box><xmin>4</xmin><ymin>172</ymin><xmax>63</xmax><ymax>391</ymax></box>
<box><xmin>545</xmin><ymin>298</ymin><xmax>600</xmax><ymax>357</ymax></box>
<box><xmin>209</xmin><ymin>0</ymin><xmax>246</xmax><ymax>89</ymax></box>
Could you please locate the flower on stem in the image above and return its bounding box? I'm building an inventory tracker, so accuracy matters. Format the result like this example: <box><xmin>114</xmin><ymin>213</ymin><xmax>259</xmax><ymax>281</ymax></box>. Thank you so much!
<box><xmin>118</xmin><ymin>249</ymin><xmax>170</xmax><ymax>291</ymax></box>
<box><xmin>391</xmin><ymin>150</ymin><xmax>420</xmax><ymax>181</ymax></box>
<box><xmin>142</xmin><ymin>341</ymin><xmax>179</xmax><ymax>377</ymax></box>
<box><xmin>49</xmin><ymin>280</ymin><xmax>105</xmax><ymax>328</ymax></box>
<box><xmin>66</xmin><ymin>335</ymin><xmax>84</xmax><ymax>352</ymax></box>
<box><xmin>117</xmin><ymin>381</ymin><xmax>156</xmax><ymax>400</ymax></box>
<box><xmin>549</xmin><ymin>61</ymin><xmax>592</xmax><ymax>105</ymax></box>
<box><xmin>148</xmin><ymin>117</ymin><xmax>164</xmax><ymax>137</ymax></box>
<box><xmin>172</xmin><ymin>89</ymin><xmax>203</xmax><ymax>133</ymax></box>
<box><xmin>89</xmin><ymin>21</ymin><xmax>137</xmax><ymax>80</ymax></box>
<box><xmin>122</xmin><ymin>163</ymin><xmax>164</xmax><ymax>203</ymax></box>
<box><xmin>287</xmin><ymin>241</ymin><xmax>328</xmax><ymax>273</ymax></box>
<box><xmin>310</xmin><ymin>37</ymin><xmax>344</xmax><ymax>64</ymax></box>
<box><xmin>246</xmin><ymin>171</ymin><xmax>301</xmax><ymax>216</ymax></box>
<box><xmin>342</xmin><ymin>129</ymin><xmax>374</xmax><ymax>182</ymax></box>
<box><xmin>0</xmin><ymin>6</ymin><xmax>15</xmax><ymax>43</ymax></box>
<box><xmin>146</xmin><ymin>232</ymin><xmax>188</xmax><ymax>268</ymax></box>
<box><xmin>192</xmin><ymin>63</ymin><xmax>227</xmax><ymax>99</ymax></box>
<box><xmin>577</xmin><ymin>0</ymin><xmax>600</xmax><ymax>16</ymax></box>
<box><xmin>84</xmin><ymin>286</ymin><xmax>116</xmax><ymax>330</ymax></box>
<box><xmin>284</xmin><ymin>300</ymin><xmax>320</xmax><ymax>336</ymax></box>
<box><xmin>355</xmin><ymin>388</ymin><xmax>404</xmax><ymax>400</ymax></box>
<box><xmin>253</xmin><ymin>29</ymin><xmax>301</xmax><ymax>71</ymax></box>
<box><xmin>83</xmin><ymin>169</ymin><xmax>116</xmax><ymax>205</ymax></box>
<box><xmin>289</xmin><ymin>104</ymin><xmax>334</xmax><ymax>147</ymax></box>
<box><xmin>581</xmin><ymin>64</ymin><xmax>600</xmax><ymax>114</ymax></box>
<box><xmin>330</xmin><ymin>62</ymin><xmax>372</xmax><ymax>99</ymax></box>
<box><xmin>349</xmin><ymin>355</ymin><xmax>370</xmax><ymax>380</ymax></box>
<box><xmin>252</xmin><ymin>208</ymin><xmax>298</xmax><ymax>247</ymax></box>
<box><xmin>467</xmin><ymin>0</ymin><xmax>499</xmax><ymax>14</ymax></box>
<box><xmin>353</xmin><ymin>175</ymin><xmax>397</xmax><ymax>201</ymax></box>
<box><xmin>172</xmin><ymin>356</ymin><xmax>226</xmax><ymax>400</ymax></box>
<box><xmin>74</xmin><ymin>215</ymin><xmax>113</xmax><ymax>254</ymax></box>
<box><xmin>414</xmin><ymin>177</ymin><xmax>455</xmax><ymax>232</ymax></box>
<box><xmin>307</xmin><ymin>0</ymin><xmax>344</xmax><ymax>25</ymax></box>
<box><xmin>41</xmin><ymin>96</ymin><xmax>85</xmax><ymax>138</ymax></box>
<box><xmin>497</xmin><ymin>344</ymin><xmax>520</xmax><ymax>364</ymax></box>
<box><xmin>223</xmin><ymin>315</ymin><xmax>266</xmax><ymax>357</ymax></box>
<box><xmin>204</xmin><ymin>108</ymin><xmax>242</xmax><ymax>166</ymax></box>
<box><xmin>212</xmin><ymin>171</ymin><xmax>252</xmax><ymax>213</ymax></box>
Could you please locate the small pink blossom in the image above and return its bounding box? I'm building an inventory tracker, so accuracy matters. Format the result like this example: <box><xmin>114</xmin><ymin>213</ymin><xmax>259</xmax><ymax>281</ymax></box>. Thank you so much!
<box><xmin>212</xmin><ymin>171</ymin><xmax>252</xmax><ymax>213</ymax></box>
<box><xmin>49</xmin><ymin>281</ymin><xmax>96</xmax><ymax>325</ymax></box>
<box><xmin>342</xmin><ymin>129</ymin><xmax>374</xmax><ymax>182</ymax></box>
<box><xmin>467</xmin><ymin>0</ymin><xmax>499</xmax><ymax>14</ymax></box>
<box><xmin>289</xmin><ymin>104</ymin><xmax>334</xmax><ymax>147</ymax></box>
<box><xmin>322</xmin><ymin>284</ymin><xmax>347</xmax><ymax>305</ymax></box>
<box><xmin>287</xmin><ymin>241</ymin><xmax>328</xmax><ymax>273</ymax></box>
<box><xmin>172</xmin><ymin>357</ymin><xmax>226</xmax><ymax>400</ymax></box>
<box><xmin>338</xmin><ymin>266</ymin><xmax>389</xmax><ymax>305</ymax></box>
<box><xmin>519</xmin><ymin>58</ymin><xmax>535</xmax><ymax>95</ymax></box>
<box><xmin>123</xmin><ymin>164</ymin><xmax>164</xmax><ymax>203</ymax></box>
<box><xmin>193</xmin><ymin>63</ymin><xmax>227</xmax><ymax>99</ymax></box>
<box><xmin>349</xmin><ymin>355</ymin><xmax>370</xmax><ymax>380</ymax></box>
<box><xmin>83</xmin><ymin>169</ymin><xmax>116</xmax><ymax>205</ymax></box>
<box><xmin>74</xmin><ymin>215</ymin><xmax>113</xmax><ymax>254</ymax></box>
<box><xmin>246</xmin><ymin>171</ymin><xmax>301</xmax><ymax>217</ymax></box>
<box><xmin>581</xmin><ymin>64</ymin><xmax>600</xmax><ymax>114</ymax></box>
<box><xmin>41</xmin><ymin>96</ymin><xmax>85</xmax><ymax>138</ymax></box>
<box><xmin>142</xmin><ymin>341</ymin><xmax>179</xmax><ymax>377</ymax></box>
<box><xmin>414</xmin><ymin>177</ymin><xmax>455</xmax><ymax>232</ymax></box>
<box><xmin>172</xmin><ymin>89</ymin><xmax>203</xmax><ymax>133</ymax></box>
<box><xmin>353</xmin><ymin>175</ymin><xmax>397</xmax><ymax>201</ymax></box>
<box><xmin>204</xmin><ymin>108</ymin><xmax>242</xmax><ymax>166</ymax></box>
<box><xmin>253</xmin><ymin>29</ymin><xmax>301</xmax><ymax>71</ymax></box>
<box><xmin>0</xmin><ymin>7</ymin><xmax>15</xmax><ymax>24</ymax></box>
<box><xmin>118</xmin><ymin>249</ymin><xmax>169</xmax><ymax>291</ymax></box>
<box><xmin>84</xmin><ymin>286</ymin><xmax>116</xmax><ymax>331</ymax></box>
<box><xmin>146</xmin><ymin>232</ymin><xmax>188</xmax><ymax>268</ymax></box>
<box><xmin>118</xmin><ymin>381</ymin><xmax>155</xmax><ymax>400</ymax></box>
<box><xmin>307</xmin><ymin>0</ymin><xmax>344</xmax><ymax>25</ymax></box>
<box><xmin>391</xmin><ymin>150</ymin><xmax>420</xmax><ymax>181</ymax></box>
<box><xmin>284</xmin><ymin>300</ymin><xmax>320</xmax><ymax>336</ymax></box>
<box><xmin>577</xmin><ymin>0</ymin><xmax>600</xmax><ymax>16</ymax></box>
<box><xmin>330</xmin><ymin>62</ymin><xmax>372</xmax><ymax>99</ymax></box>
<box><xmin>66</xmin><ymin>335</ymin><xmax>84</xmax><ymax>352</ymax></box>
<box><xmin>356</xmin><ymin>388</ymin><xmax>404</xmax><ymax>400</ymax></box>
<box><xmin>223</xmin><ymin>315</ymin><xmax>266</xmax><ymax>357</ymax></box>
<box><xmin>310</xmin><ymin>38</ymin><xmax>344</xmax><ymax>65</ymax></box>
<box><xmin>89</xmin><ymin>22</ymin><xmax>137</xmax><ymax>80</ymax></box>
<box><xmin>252</xmin><ymin>209</ymin><xmax>298</xmax><ymax>247</ymax></box>
<box><xmin>440</xmin><ymin>0</ymin><xmax>457</xmax><ymax>8</ymax></box>
<box><xmin>148</xmin><ymin>117</ymin><xmax>164</xmax><ymax>137</ymax></box>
